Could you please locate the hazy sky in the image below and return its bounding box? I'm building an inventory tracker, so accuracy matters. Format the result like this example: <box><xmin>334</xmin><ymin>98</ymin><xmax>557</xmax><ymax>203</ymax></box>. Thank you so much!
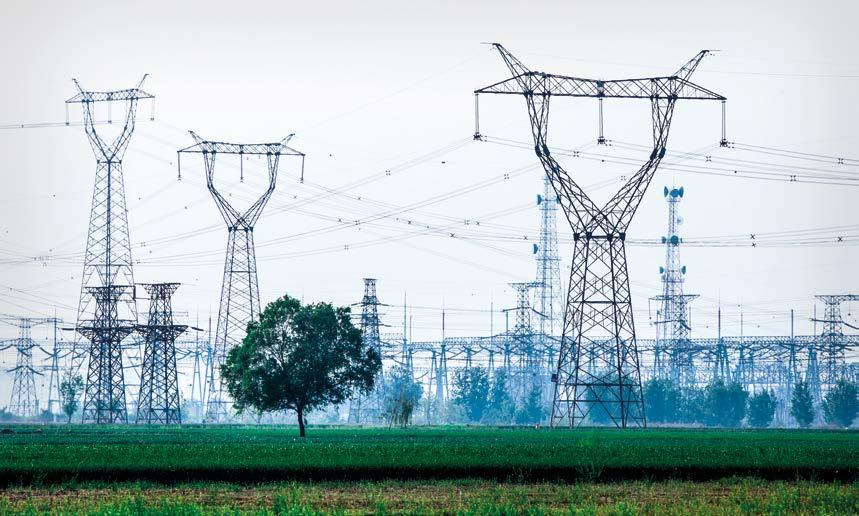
<box><xmin>1</xmin><ymin>0</ymin><xmax>858</xmax><ymax>399</ymax></box>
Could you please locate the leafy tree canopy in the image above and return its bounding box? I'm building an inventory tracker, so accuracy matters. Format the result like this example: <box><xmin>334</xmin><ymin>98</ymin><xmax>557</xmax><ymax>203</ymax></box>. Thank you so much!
<box><xmin>222</xmin><ymin>294</ymin><xmax>381</xmax><ymax>436</ymax></box>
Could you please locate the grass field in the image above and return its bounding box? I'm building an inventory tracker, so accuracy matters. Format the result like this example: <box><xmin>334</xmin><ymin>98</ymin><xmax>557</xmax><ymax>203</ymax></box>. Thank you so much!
<box><xmin>1</xmin><ymin>425</ymin><xmax>857</xmax><ymax>514</ymax></box>
<box><xmin>1</xmin><ymin>425</ymin><xmax>857</xmax><ymax>484</ymax></box>
<box><xmin>1</xmin><ymin>479</ymin><xmax>858</xmax><ymax>514</ymax></box>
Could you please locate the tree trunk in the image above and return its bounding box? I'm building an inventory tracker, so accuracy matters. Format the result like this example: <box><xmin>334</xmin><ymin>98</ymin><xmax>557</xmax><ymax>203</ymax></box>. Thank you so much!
<box><xmin>297</xmin><ymin>407</ymin><xmax>306</xmax><ymax>437</ymax></box>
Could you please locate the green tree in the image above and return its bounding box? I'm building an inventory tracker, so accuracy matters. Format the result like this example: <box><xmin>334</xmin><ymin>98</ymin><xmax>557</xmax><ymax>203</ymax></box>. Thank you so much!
<box><xmin>703</xmin><ymin>380</ymin><xmax>748</xmax><ymax>427</ymax></box>
<box><xmin>747</xmin><ymin>390</ymin><xmax>777</xmax><ymax>428</ymax></box>
<box><xmin>790</xmin><ymin>380</ymin><xmax>815</xmax><ymax>428</ymax></box>
<box><xmin>451</xmin><ymin>367</ymin><xmax>489</xmax><ymax>423</ymax></box>
<box><xmin>823</xmin><ymin>380</ymin><xmax>858</xmax><ymax>429</ymax></box>
<box><xmin>222</xmin><ymin>295</ymin><xmax>381</xmax><ymax>437</ymax></box>
<box><xmin>514</xmin><ymin>385</ymin><xmax>544</xmax><ymax>425</ymax></box>
<box><xmin>483</xmin><ymin>370</ymin><xmax>515</xmax><ymax>424</ymax></box>
<box><xmin>678</xmin><ymin>386</ymin><xmax>706</xmax><ymax>424</ymax></box>
<box><xmin>381</xmin><ymin>366</ymin><xmax>423</xmax><ymax>428</ymax></box>
<box><xmin>643</xmin><ymin>378</ymin><xmax>683</xmax><ymax>424</ymax></box>
<box><xmin>59</xmin><ymin>371</ymin><xmax>84</xmax><ymax>424</ymax></box>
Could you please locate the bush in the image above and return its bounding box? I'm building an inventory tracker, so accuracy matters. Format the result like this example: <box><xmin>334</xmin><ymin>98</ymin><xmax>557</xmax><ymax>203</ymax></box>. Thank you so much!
<box><xmin>703</xmin><ymin>380</ymin><xmax>748</xmax><ymax>427</ymax></box>
<box><xmin>643</xmin><ymin>379</ymin><xmax>682</xmax><ymax>423</ymax></box>
<box><xmin>451</xmin><ymin>367</ymin><xmax>490</xmax><ymax>423</ymax></box>
<box><xmin>823</xmin><ymin>380</ymin><xmax>858</xmax><ymax>429</ymax></box>
<box><xmin>747</xmin><ymin>390</ymin><xmax>777</xmax><ymax>428</ymax></box>
<box><xmin>791</xmin><ymin>380</ymin><xmax>815</xmax><ymax>428</ymax></box>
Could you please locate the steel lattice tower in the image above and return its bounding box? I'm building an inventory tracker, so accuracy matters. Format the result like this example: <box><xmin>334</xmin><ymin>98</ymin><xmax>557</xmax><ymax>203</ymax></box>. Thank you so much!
<box><xmin>509</xmin><ymin>282</ymin><xmax>542</xmax><ymax>401</ymax></box>
<box><xmin>78</xmin><ymin>285</ymin><xmax>136</xmax><ymax>423</ymax></box>
<box><xmin>651</xmin><ymin>186</ymin><xmax>698</xmax><ymax>388</ymax></box>
<box><xmin>2</xmin><ymin>319</ymin><xmax>40</xmax><ymax>417</ymax></box>
<box><xmin>136</xmin><ymin>283</ymin><xmax>187</xmax><ymax>424</ymax></box>
<box><xmin>813</xmin><ymin>294</ymin><xmax>858</xmax><ymax>390</ymax></box>
<box><xmin>178</xmin><ymin>132</ymin><xmax>304</xmax><ymax>422</ymax></box>
<box><xmin>475</xmin><ymin>44</ymin><xmax>725</xmax><ymax>427</ymax></box>
<box><xmin>534</xmin><ymin>176</ymin><xmax>563</xmax><ymax>340</ymax></box>
<box><xmin>349</xmin><ymin>278</ymin><xmax>384</xmax><ymax>423</ymax></box>
<box><xmin>67</xmin><ymin>77</ymin><xmax>152</xmax><ymax>374</ymax></box>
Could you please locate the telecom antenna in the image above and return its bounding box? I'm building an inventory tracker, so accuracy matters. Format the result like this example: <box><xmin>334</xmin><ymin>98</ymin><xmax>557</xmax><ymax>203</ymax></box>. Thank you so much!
<box><xmin>177</xmin><ymin>132</ymin><xmax>304</xmax><ymax>422</ymax></box>
<box><xmin>136</xmin><ymin>283</ymin><xmax>187</xmax><ymax>424</ymax></box>
<box><xmin>650</xmin><ymin>186</ymin><xmax>699</xmax><ymax>389</ymax></box>
<box><xmin>66</xmin><ymin>76</ymin><xmax>152</xmax><ymax>375</ymax></box>
<box><xmin>475</xmin><ymin>44</ymin><xmax>725</xmax><ymax>427</ymax></box>
<box><xmin>77</xmin><ymin>285</ymin><xmax>136</xmax><ymax>423</ymax></box>
<box><xmin>534</xmin><ymin>176</ymin><xmax>563</xmax><ymax>342</ymax></box>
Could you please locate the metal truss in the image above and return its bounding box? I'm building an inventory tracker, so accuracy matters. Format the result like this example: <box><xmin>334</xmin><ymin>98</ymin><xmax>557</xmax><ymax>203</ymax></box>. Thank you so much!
<box><xmin>813</xmin><ymin>294</ymin><xmax>859</xmax><ymax>390</ymax></box>
<box><xmin>475</xmin><ymin>44</ymin><xmax>725</xmax><ymax>428</ymax></box>
<box><xmin>77</xmin><ymin>285</ymin><xmax>136</xmax><ymax>424</ymax></box>
<box><xmin>650</xmin><ymin>186</ymin><xmax>699</xmax><ymax>389</ymax></box>
<box><xmin>534</xmin><ymin>177</ymin><xmax>564</xmax><ymax>342</ymax></box>
<box><xmin>136</xmin><ymin>283</ymin><xmax>187</xmax><ymax>424</ymax></box>
<box><xmin>348</xmin><ymin>278</ymin><xmax>385</xmax><ymax>423</ymax></box>
<box><xmin>67</xmin><ymin>76</ymin><xmax>151</xmax><ymax>396</ymax></box>
<box><xmin>177</xmin><ymin>132</ymin><xmax>304</xmax><ymax>422</ymax></box>
<box><xmin>1</xmin><ymin>318</ymin><xmax>48</xmax><ymax>417</ymax></box>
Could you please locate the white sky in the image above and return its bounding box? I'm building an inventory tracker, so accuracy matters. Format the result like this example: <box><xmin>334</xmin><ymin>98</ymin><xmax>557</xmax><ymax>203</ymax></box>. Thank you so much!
<box><xmin>1</xmin><ymin>0</ymin><xmax>858</xmax><ymax>400</ymax></box>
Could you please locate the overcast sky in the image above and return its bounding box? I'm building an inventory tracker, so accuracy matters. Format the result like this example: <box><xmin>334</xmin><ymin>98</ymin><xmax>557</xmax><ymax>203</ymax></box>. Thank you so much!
<box><xmin>1</xmin><ymin>0</ymin><xmax>858</xmax><ymax>400</ymax></box>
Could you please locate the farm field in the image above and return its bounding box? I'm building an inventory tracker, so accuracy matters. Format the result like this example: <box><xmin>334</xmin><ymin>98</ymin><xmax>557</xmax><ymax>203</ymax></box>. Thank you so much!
<box><xmin>1</xmin><ymin>479</ymin><xmax>857</xmax><ymax>514</ymax></box>
<box><xmin>0</xmin><ymin>425</ymin><xmax>857</xmax><ymax>484</ymax></box>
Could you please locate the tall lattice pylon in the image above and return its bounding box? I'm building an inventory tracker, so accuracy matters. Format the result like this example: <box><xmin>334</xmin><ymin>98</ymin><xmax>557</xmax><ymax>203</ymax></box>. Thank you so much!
<box><xmin>349</xmin><ymin>278</ymin><xmax>384</xmax><ymax>423</ymax></box>
<box><xmin>508</xmin><ymin>282</ymin><xmax>542</xmax><ymax>402</ymax></box>
<box><xmin>78</xmin><ymin>285</ymin><xmax>136</xmax><ymax>423</ymax></box>
<box><xmin>136</xmin><ymin>283</ymin><xmax>187</xmax><ymax>424</ymax></box>
<box><xmin>813</xmin><ymin>294</ymin><xmax>858</xmax><ymax>391</ymax></box>
<box><xmin>178</xmin><ymin>132</ymin><xmax>304</xmax><ymax>423</ymax></box>
<box><xmin>67</xmin><ymin>76</ymin><xmax>152</xmax><ymax>374</ymax></box>
<box><xmin>534</xmin><ymin>176</ymin><xmax>563</xmax><ymax>341</ymax></box>
<box><xmin>475</xmin><ymin>44</ymin><xmax>725</xmax><ymax>427</ymax></box>
<box><xmin>2</xmin><ymin>319</ymin><xmax>40</xmax><ymax>417</ymax></box>
<box><xmin>650</xmin><ymin>186</ymin><xmax>698</xmax><ymax>389</ymax></box>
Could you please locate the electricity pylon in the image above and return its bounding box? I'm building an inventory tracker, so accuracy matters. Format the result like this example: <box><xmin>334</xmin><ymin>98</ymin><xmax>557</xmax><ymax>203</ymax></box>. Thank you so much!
<box><xmin>812</xmin><ymin>294</ymin><xmax>858</xmax><ymax>390</ymax></box>
<box><xmin>177</xmin><ymin>133</ymin><xmax>304</xmax><ymax>422</ymax></box>
<box><xmin>507</xmin><ymin>282</ymin><xmax>542</xmax><ymax>402</ymax></box>
<box><xmin>77</xmin><ymin>285</ymin><xmax>136</xmax><ymax>423</ymax></box>
<box><xmin>349</xmin><ymin>278</ymin><xmax>385</xmax><ymax>423</ymax></box>
<box><xmin>136</xmin><ymin>283</ymin><xmax>187</xmax><ymax>424</ymax></box>
<box><xmin>1</xmin><ymin>318</ymin><xmax>43</xmax><ymax>417</ymax></box>
<box><xmin>650</xmin><ymin>186</ymin><xmax>698</xmax><ymax>389</ymax></box>
<box><xmin>67</xmin><ymin>76</ymin><xmax>152</xmax><ymax>375</ymax></box>
<box><xmin>475</xmin><ymin>44</ymin><xmax>725</xmax><ymax>427</ymax></box>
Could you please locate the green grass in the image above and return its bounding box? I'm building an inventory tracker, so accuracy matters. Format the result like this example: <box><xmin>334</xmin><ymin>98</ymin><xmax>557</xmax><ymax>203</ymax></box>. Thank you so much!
<box><xmin>1</xmin><ymin>479</ymin><xmax>858</xmax><ymax>514</ymax></box>
<box><xmin>0</xmin><ymin>425</ymin><xmax>857</xmax><ymax>484</ymax></box>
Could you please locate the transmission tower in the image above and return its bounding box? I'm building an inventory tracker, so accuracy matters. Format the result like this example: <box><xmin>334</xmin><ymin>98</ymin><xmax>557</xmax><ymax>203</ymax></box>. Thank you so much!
<box><xmin>177</xmin><ymin>132</ymin><xmax>304</xmax><ymax>422</ymax></box>
<box><xmin>534</xmin><ymin>176</ymin><xmax>563</xmax><ymax>341</ymax></box>
<box><xmin>507</xmin><ymin>282</ymin><xmax>542</xmax><ymax>402</ymax></box>
<box><xmin>77</xmin><ymin>285</ymin><xmax>136</xmax><ymax>423</ymax></box>
<box><xmin>813</xmin><ymin>294</ymin><xmax>858</xmax><ymax>390</ymax></box>
<box><xmin>136</xmin><ymin>283</ymin><xmax>187</xmax><ymax>424</ymax></box>
<box><xmin>475</xmin><ymin>44</ymin><xmax>725</xmax><ymax>427</ymax></box>
<box><xmin>1</xmin><ymin>319</ymin><xmax>40</xmax><ymax>417</ymax></box>
<box><xmin>349</xmin><ymin>278</ymin><xmax>385</xmax><ymax>423</ymax></box>
<box><xmin>67</xmin><ymin>76</ymin><xmax>152</xmax><ymax>374</ymax></box>
<box><xmin>650</xmin><ymin>186</ymin><xmax>698</xmax><ymax>389</ymax></box>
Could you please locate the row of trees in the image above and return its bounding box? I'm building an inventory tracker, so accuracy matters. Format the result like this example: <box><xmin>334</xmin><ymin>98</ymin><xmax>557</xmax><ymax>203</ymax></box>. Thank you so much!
<box><xmin>645</xmin><ymin>378</ymin><xmax>858</xmax><ymax>428</ymax></box>
<box><xmin>451</xmin><ymin>368</ymin><xmax>544</xmax><ymax>425</ymax></box>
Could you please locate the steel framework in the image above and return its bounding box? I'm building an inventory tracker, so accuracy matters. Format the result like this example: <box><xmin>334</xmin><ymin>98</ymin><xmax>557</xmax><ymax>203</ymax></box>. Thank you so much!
<box><xmin>67</xmin><ymin>76</ymin><xmax>152</xmax><ymax>374</ymax></box>
<box><xmin>177</xmin><ymin>132</ymin><xmax>304</xmax><ymax>422</ymax></box>
<box><xmin>136</xmin><ymin>283</ymin><xmax>187</xmax><ymax>424</ymax></box>
<box><xmin>813</xmin><ymin>294</ymin><xmax>858</xmax><ymax>390</ymax></box>
<box><xmin>534</xmin><ymin>176</ymin><xmax>563</xmax><ymax>341</ymax></box>
<box><xmin>475</xmin><ymin>44</ymin><xmax>725</xmax><ymax>427</ymax></box>
<box><xmin>650</xmin><ymin>186</ymin><xmax>699</xmax><ymax>388</ymax></box>
<box><xmin>1</xmin><ymin>319</ymin><xmax>42</xmax><ymax>417</ymax></box>
<box><xmin>348</xmin><ymin>278</ymin><xmax>385</xmax><ymax>423</ymax></box>
<box><xmin>77</xmin><ymin>285</ymin><xmax>136</xmax><ymax>423</ymax></box>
